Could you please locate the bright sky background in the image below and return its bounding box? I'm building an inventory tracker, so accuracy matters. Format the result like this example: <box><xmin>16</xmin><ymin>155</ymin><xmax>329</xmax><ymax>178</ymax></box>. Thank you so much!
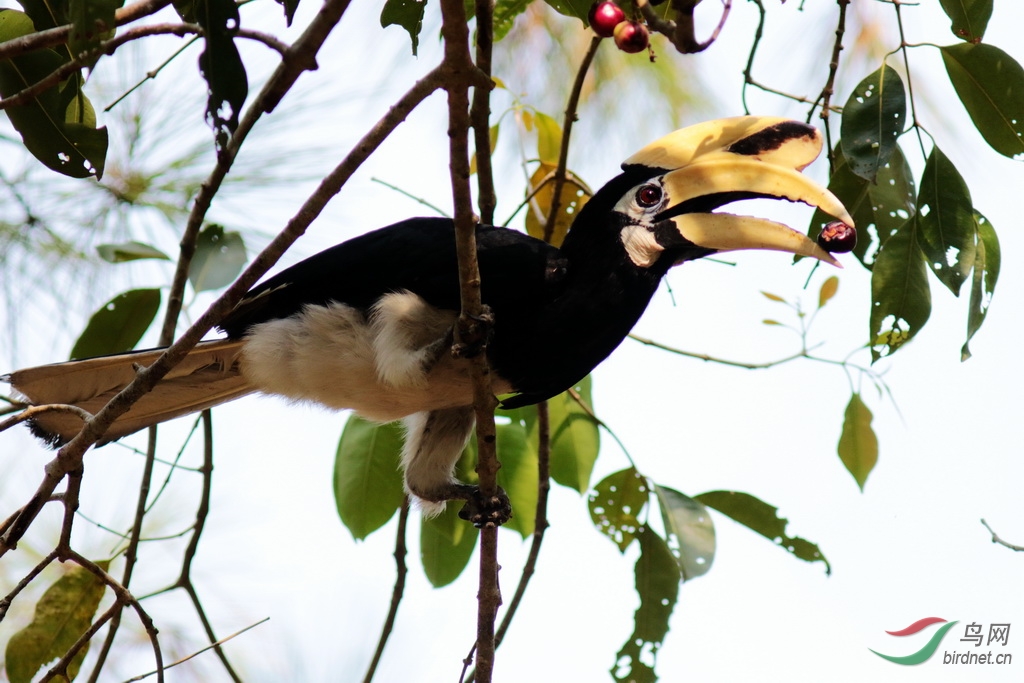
<box><xmin>1</xmin><ymin>1</ymin><xmax>1022</xmax><ymax>682</ymax></box>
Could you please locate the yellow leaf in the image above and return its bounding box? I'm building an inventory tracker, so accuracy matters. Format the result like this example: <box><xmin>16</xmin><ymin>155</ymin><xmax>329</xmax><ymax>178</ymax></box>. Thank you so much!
<box><xmin>524</xmin><ymin>162</ymin><xmax>592</xmax><ymax>247</ymax></box>
<box><xmin>818</xmin><ymin>276</ymin><xmax>839</xmax><ymax>309</ymax></box>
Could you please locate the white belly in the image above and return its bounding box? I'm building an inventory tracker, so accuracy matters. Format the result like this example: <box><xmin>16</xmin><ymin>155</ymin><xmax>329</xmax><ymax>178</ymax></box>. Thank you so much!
<box><xmin>237</xmin><ymin>293</ymin><xmax>510</xmax><ymax>421</ymax></box>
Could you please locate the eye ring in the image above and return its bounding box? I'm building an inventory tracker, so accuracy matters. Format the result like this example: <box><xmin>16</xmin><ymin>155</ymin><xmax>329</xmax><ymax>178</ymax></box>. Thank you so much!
<box><xmin>635</xmin><ymin>184</ymin><xmax>663</xmax><ymax>208</ymax></box>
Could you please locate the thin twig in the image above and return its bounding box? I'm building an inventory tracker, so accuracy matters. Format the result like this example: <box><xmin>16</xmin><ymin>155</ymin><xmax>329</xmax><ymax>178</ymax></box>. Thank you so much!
<box><xmin>815</xmin><ymin>0</ymin><xmax>849</xmax><ymax>171</ymax></box>
<box><xmin>542</xmin><ymin>36</ymin><xmax>600</xmax><ymax>244</ymax></box>
<box><xmin>981</xmin><ymin>519</ymin><xmax>1024</xmax><ymax>552</ymax></box>
<box><xmin>363</xmin><ymin>498</ymin><xmax>410</xmax><ymax>683</ymax></box>
<box><xmin>125</xmin><ymin>617</ymin><xmax>270</xmax><ymax>682</ymax></box>
<box><xmin>471</xmin><ymin>0</ymin><xmax>497</xmax><ymax>225</ymax></box>
<box><xmin>0</xmin><ymin>549</ymin><xmax>59</xmax><ymax>621</ymax></box>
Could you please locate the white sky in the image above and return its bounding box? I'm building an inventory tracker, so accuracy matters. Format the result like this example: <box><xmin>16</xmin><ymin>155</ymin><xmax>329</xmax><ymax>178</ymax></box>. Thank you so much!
<box><xmin>1</xmin><ymin>1</ymin><xmax>1022</xmax><ymax>682</ymax></box>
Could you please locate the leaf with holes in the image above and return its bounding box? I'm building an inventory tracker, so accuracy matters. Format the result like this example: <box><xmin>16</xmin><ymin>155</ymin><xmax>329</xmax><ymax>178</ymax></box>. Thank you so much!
<box><xmin>939</xmin><ymin>0</ymin><xmax>992</xmax><ymax>43</ymax></box>
<box><xmin>870</xmin><ymin>217</ymin><xmax>931</xmax><ymax>362</ymax></box>
<box><xmin>654</xmin><ymin>485</ymin><xmax>715</xmax><ymax>581</ymax></box>
<box><xmin>5</xmin><ymin>561</ymin><xmax>108</xmax><ymax>683</ymax></box>
<box><xmin>840</xmin><ymin>65</ymin><xmax>906</xmax><ymax>182</ymax></box>
<box><xmin>0</xmin><ymin>10</ymin><xmax>108</xmax><ymax>179</ymax></box>
<box><xmin>188</xmin><ymin>224</ymin><xmax>247</xmax><ymax>292</ymax></box>
<box><xmin>381</xmin><ymin>0</ymin><xmax>425</xmax><ymax>55</ymax></box>
<box><xmin>334</xmin><ymin>417</ymin><xmax>405</xmax><ymax>540</ymax></box>
<box><xmin>962</xmin><ymin>212</ymin><xmax>1000</xmax><ymax>361</ymax></box>
<box><xmin>808</xmin><ymin>144</ymin><xmax>916</xmax><ymax>268</ymax></box>
<box><xmin>837</xmin><ymin>393</ymin><xmax>878</xmax><ymax>491</ymax></box>
<box><xmin>695</xmin><ymin>490</ymin><xmax>830</xmax><ymax>573</ymax></box>
<box><xmin>197</xmin><ymin>0</ymin><xmax>248</xmax><ymax>150</ymax></box>
<box><xmin>941</xmin><ymin>43</ymin><xmax>1024</xmax><ymax>159</ymax></box>
<box><xmin>495</xmin><ymin>419</ymin><xmax>538</xmax><ymax>539</ymax></box>
<box><xmin>611</xmin><ymin>527</ymin><xmax>679</xmax><ymax>683</ymax></box>
<box><xmin>589</xmin><ymin>467</ymin><xmax>649</xmax><ymax>552</ymax></box>
<box><xmin>70</xmin><ymin>288</ymin><xmax>160</xmax><ymax>360</ymax></box>
<box><xmin>421</xmin><ymin>504</ymin><xmax>478</xmax><ymax>587</ymax></box>
<box><xmin>96</xmin><ymin>241</ymin><xmax>170</xmax><ymax>263</ymax></box>
<box><xmin>917</xmin><ymin>146</ymin><xmax>976</xmax><ymax>295</ymax></box>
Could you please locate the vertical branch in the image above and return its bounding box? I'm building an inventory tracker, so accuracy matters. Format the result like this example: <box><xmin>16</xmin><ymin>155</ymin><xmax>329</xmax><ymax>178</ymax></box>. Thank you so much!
<box><xmin>438</xmin><ymin>0</ymin><xmax>501</xmax><ymax>680</ymax></box>
<box><xmin>542</xmin><ymin>36</ymin><xmax>601</xmax><ymax>243</ymax></box>
<box><xmin>363</xmin><ymin>498</ymin><xmax>410</xmax><ymax>683</ymax></box>
<box><xmin>817</xmin><ymin>0</ymin><xmax>849</xmax><ymax>172</ymax></box>
<box><xmin>471</xmin><ymin>0</ymin><xmax>496</xmax><ymax>225</ymax></box>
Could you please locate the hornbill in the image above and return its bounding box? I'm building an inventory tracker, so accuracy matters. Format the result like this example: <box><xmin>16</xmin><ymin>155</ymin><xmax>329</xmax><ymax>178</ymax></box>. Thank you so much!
<box><xmin>3</xmin><ymin>116</ymin><xmax>852</xmax><ymax>524</ymax></box>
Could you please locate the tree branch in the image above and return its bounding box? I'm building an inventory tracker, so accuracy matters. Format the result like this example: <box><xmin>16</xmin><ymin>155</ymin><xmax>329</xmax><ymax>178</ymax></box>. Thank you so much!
<box><xmin>363</xmin><ymin>498</ymin><xmax>410</xmax><ymax>683</ymax></box>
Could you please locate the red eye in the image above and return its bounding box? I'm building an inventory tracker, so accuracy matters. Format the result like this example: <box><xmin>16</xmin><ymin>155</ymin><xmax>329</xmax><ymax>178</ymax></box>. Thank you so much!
<box><xmin>636</xmin><ymin>184</ymin><xmax>662</xmax><ymax>208</ymax></box>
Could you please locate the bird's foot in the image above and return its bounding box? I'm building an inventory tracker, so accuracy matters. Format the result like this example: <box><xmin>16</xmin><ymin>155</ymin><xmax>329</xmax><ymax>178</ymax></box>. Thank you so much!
<box><xmin>451</xmin><ymin>306</ymin><xmax>494</xmax><ymax>360</ymax></box>
<box><xmin>452</xmin><ymin>484</ymin><xmax>512</xmax><ymax>528</ymax></box>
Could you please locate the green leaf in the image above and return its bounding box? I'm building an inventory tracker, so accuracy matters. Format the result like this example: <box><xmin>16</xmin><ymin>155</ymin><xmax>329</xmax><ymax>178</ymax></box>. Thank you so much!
<box><xmin>334</xmin><ymin>417</ymin><xmax>405</xmax><ymax>540</ymax></box>
<box><xmin>70</xmin><ymin>288</ymin><xmax>160</xmax><ymax>360</ymax></box>
<box><xmin>197</xmin><ymin>0</ymin><xmax>248</xmax><ymax>150</ymax></box>
<box><xmin>68</xmin><ymin>0</ymin><xmax>122</xmax><ymax>65</ymax></box>
<box><xmin>96</xmin><ymin>241</ymin><xmax>170</xmax><ymax>263</ymax></box>
<box><xmin>611</xmin><ymin>527</ymin><xmax>679</xmax><ymax>683</ymax></box>
<box><xmin>939</xmin><ymin>0</ymin><xmax>992</xmax><ymax>43</ymax></box>
<box><xmin>5</xmin><ymin>561</ymin><xmax>108</xmax><ymax>683</ymax></box>
<box><xmin>695</xmin><ymin>490</ymin><xmax>831</xmax><ymax>573</ymax></box>
<box><xmin>917</xmin><ymin>145</ymin><xmax>976</xmax><ymax>295</ymax></box>
<box><xmin>837</xmin><ymin>393</ymin><xmax>878</xmax><ymax>491</ymax></box>
<box><xmin>495</xmin><ymin>419</ymin><xmax>538</xmax><ymax>538</ymax></box>
<box><xmin>421</xmin><ymin>504</ymin><xmax>478</xmax><ymax>587</ymax></box>
<box><xmin>544</xmin><ymin>376</ymin><xmax>599</xmax><ymax>493</ymax></box>
<box><xmin>16</xmin><ymin>0</ymin><xmax>68</xmax><ymax>30</ymax></box>
<box><xmin>543</xmin><ymin>0</ymin><xmax>590</xmax><ymax>23</ymax></box>
<box><xmin>494</xmin><ymin>0</ymin><xmax>530</xmax><ymax>41</ymax></box>
<box><xmin>589</xmin><ymin>467</ymin><xmax>649</xmax><ymax>552</ymax></box>
<box><xmin>840</xmin><ymin>65</ymin><xmax>906</xmax><ymax>182</ymax></box>
<box><xmin>809</xmin><ymin>143</ymin><xmax>916</xmax><ymax>269</ymax></box>
<box><xmin>941</xmin><ymin>43</ymin><xmax>1024</xmax><ymax>159</ymax></box>
<box><xmin>962</xmin><ymin>211</ymin><xmax>1000</xmax><ymax>361</ymax></box>
<box><xmin>870</xmin><ymin>217</ymin><xmax>931</xmax><ymax>362</ymax></box>
<box><xmin>381</xmin><ymin>0</ymin><xmax>425</xmax><ymax>56</ymax></box>
<box><xmin>188</xmin><ymin>224</ymin><xmax>246</xmax><ymax>292</ymax></box>
<box><xmin>654</xmin><ymin>485</ymin><xmax>714</xmax><ymax>581</ymax></box>
<box><xmin>0</xmin><ymin>10</ymin><xmax>108</xmax><ymax>179</ymax></box>
<box><xmin>818</xmin><ymin>276</ymin><xmax>839</xmax><ymax>309</ymax></box>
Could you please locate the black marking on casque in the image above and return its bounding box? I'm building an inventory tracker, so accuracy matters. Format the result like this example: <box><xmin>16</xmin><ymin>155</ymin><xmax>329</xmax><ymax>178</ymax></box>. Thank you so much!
<box><xmin>727</xmin><ymin>121</ymin><xmax>815</xmax><ymax>156</ymax></box>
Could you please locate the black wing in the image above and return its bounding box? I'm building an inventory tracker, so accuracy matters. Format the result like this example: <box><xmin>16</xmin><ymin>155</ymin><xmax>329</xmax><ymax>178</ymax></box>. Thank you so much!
<box><xmin>218</xmin><ymin>217</ymin><xmax>567</xmax><ymax>338</ymax></box>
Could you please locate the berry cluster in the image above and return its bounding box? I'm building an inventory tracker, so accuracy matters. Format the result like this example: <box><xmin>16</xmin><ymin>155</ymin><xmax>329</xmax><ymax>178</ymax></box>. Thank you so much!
<box><xmin>588</xmin><ymin>1</ymin><xmax>649</xmax><ymax>54</ymax></box>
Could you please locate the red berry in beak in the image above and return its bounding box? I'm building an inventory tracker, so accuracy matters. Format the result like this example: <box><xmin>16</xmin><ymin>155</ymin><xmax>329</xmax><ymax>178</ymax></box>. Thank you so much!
<box><xmin>588</xmin><ymin>1</ymin><xmax>626</xmax><ymax>38</ymax></box>
<box><xmin>816</xmin><ymin>221</ymin><xmax>857</xmax><ymax>253</ymax></box>
<box><xmin>613</xmin><ymin>20</ymin><xmax>649</xmax><ymax>53</ymax></box>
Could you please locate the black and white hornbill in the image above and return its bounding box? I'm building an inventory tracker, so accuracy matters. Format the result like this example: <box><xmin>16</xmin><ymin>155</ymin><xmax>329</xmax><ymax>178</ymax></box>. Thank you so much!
<box><xmin>4</xmin><ymin>116</ymin><xmax>852</xmax><ymax>521</ymax></box>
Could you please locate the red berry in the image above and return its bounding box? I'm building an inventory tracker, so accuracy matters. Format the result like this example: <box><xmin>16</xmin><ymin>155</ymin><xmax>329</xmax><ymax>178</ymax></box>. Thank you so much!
<box><xmin>588</xmin><ymin>1</ymin><xmax>626</xmax><ymax>38</ymax></box>
<box><xmin>816</xmin><ymin>221</ymin><xmax>857</xmax><ymax>253</ymax></box>
<box><xmin>613</xmin><ymin>20</ymin><xmax>649</xmax><ymax>54</ymax></box>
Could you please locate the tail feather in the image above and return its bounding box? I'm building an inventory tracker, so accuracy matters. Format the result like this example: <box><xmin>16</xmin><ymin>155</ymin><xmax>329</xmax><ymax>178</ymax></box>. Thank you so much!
<box><xmin>5</xmin><ymin>339</ymin><xmax>252</xmax><ymax>446</ymax></box>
